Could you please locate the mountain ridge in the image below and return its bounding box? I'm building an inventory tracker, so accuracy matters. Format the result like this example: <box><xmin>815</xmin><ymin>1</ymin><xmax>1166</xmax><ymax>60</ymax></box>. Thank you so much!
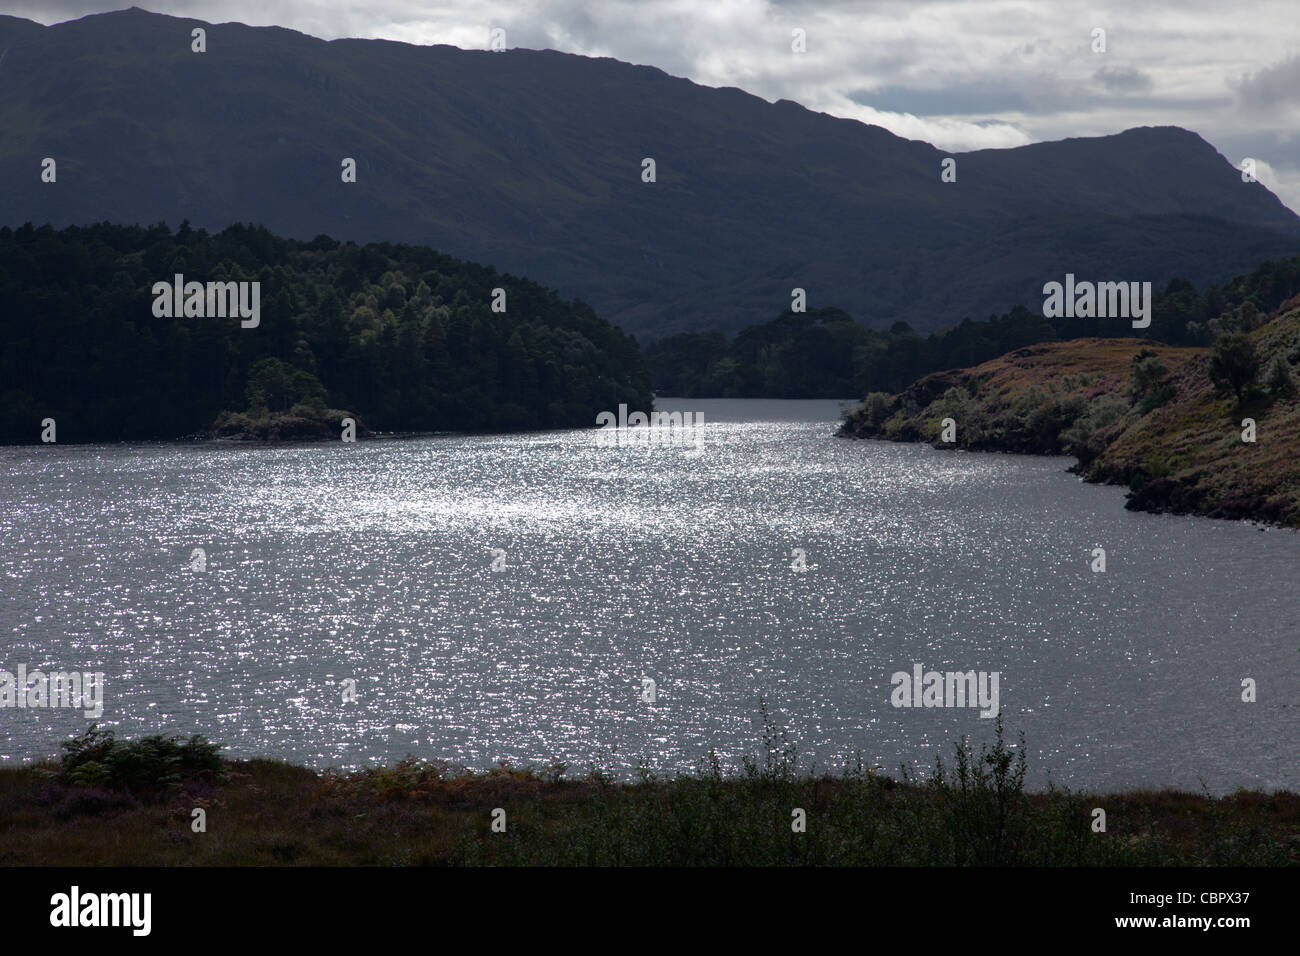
<box><xmin>2</xmin><ymin>8</ymin><xmax>1297</xmax><ymax>339</ymax></box>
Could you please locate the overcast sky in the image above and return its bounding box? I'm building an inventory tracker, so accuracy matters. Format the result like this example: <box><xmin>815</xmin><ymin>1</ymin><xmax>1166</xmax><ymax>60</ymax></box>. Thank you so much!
<box><xmin>11</xmin><ymin>1</ymin><xmax>1300</xmax><ymax>211</ymax></box>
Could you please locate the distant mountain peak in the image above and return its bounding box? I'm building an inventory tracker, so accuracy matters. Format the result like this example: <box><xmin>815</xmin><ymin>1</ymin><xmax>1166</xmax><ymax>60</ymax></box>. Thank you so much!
<box><xmin>0</xmin><ymin>7</ymin><xmax>1296</xmax><ymax>339</ymax></box>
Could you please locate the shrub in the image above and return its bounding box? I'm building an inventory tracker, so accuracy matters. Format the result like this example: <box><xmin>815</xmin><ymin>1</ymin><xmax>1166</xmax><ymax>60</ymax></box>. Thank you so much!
<box><xmin>1061</xmin><ymin>394</ymin><xmax>1128</xmax><ymax>461</ymax></box>
<box><xmin>1129</xmin><ymin>348</ymin><xmax>1175</xmax><ymax>412</ymax></box>
<box><xmin>58</xmin><ymin>725</ymin><xmax>225</xmax><ymax>795</ymax></box>
<box><xmin>935</xmin><ymin>385</ymin><xmax>980</xmax><ymax>444</ymax></box>
<box><xmin>864</xmin><ymin>391</ymin><xmax>893</xmax><ymax>427</ymax></box>
<box><xmin>929</xmin><ymin>717</ymin><xmax>1030</xmax><ymax>865</ymax></box>
<box><xmin>1208</xmin><ymin>332</ymin><xmax>1259</xmax><ymax>402</ymax></box>
<box><xmin>1265</xmin><ymin>354</ymin><xmax>1295</xmax><ymax>397</ymax></box>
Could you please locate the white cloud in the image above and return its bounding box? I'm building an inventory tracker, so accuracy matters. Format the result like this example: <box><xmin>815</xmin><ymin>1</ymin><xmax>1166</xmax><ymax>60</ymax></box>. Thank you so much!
<box><xmin>1246</xmin><ymin>157</ymin><xmax>1300</xmax><ymax>216</ymax></box>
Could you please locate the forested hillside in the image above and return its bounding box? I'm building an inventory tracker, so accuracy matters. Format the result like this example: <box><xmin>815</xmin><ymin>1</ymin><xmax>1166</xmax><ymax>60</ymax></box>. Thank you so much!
<box><xmin>647</xmin><ymin>257</ymin><xmax>1300</xmax><ymax>398</ymax></box>
<box><xmin>2</xmin><ymin>9</ymin><xmax>1298</xmax><ymax>339</ymax></box>
<box><xmin>0</xmin><ymin>222</ymin><xmax>651</xmax><ymax>442</ymax></box>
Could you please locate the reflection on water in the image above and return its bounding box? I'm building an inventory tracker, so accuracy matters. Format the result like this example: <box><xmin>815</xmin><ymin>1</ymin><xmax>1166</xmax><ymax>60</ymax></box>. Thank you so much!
<box><xmin>1</xmin><ymin>398</ymin><xmax>1297</xmax><ymax>793</ymax></box>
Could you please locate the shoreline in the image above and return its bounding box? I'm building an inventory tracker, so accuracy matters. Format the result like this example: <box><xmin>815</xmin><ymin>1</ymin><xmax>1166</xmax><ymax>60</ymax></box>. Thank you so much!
<box><xmin>2</xmin><ymin>727</ymin><xmax>1296</xmax><ymax>866</ymax></box>
<box><xmin>838</xmin><ymin>428</ymin><xmax>1292</xmax><ymax>531</ymax></box>
<box><xmin>0</xmin><ymin>424</ymin><xmax>620</xmax><ymax>448</ymax></box>
<box><xmin>837</xmin><ymin>333</ymin><xmax>1300</xmax><ymax>530</ymax></box>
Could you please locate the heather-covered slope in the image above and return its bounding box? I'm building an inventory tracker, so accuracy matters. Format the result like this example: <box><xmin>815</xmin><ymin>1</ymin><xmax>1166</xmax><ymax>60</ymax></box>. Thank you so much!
<box><xmin>839</xmin><ymin>299</ymin><xmax>1300</xmax><ymax>527</ymax></box>
<box><xmin>1</xmin><ymin>8</ymin><xmax>1298</xmax><ymax>339</ymax></box>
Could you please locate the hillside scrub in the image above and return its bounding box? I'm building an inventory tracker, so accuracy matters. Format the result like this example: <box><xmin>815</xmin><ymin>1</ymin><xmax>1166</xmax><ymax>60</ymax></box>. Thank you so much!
<box><xmin>838</xmin><ymin>296</ymin><xmax>1300</xmax><ymax>527</ymax></box>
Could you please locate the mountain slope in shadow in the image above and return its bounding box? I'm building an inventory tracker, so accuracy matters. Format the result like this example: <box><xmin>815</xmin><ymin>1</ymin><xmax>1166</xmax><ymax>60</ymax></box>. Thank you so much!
<box><xmin>1</xmin><ymin>7</ymin><xmax>1297</xmax><ymax>339</ymax></box>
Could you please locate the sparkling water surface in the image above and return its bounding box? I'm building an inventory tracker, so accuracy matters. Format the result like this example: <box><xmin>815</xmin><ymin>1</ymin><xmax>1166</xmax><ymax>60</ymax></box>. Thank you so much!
<box><xmin>2</xmin><ymin>398</ymin><xmax>1297</xmax><ymax>793</ymax></box>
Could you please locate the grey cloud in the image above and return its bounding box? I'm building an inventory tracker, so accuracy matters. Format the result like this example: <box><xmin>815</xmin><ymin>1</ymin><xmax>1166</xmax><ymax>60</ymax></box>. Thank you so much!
<box><xmin>1234</xmin><ymin>54</ymin><xmax>1300</xmax><ymax>108</ymax></box>
<box><xmin>852</xmin><ymin>85</ymin><xmax>1032</xmax><ymax>116</ymax></box>
<box><xmin>1094</xmin><ymin>64</ymin><xmax>1154</xmax><ymax>94</ymax></box>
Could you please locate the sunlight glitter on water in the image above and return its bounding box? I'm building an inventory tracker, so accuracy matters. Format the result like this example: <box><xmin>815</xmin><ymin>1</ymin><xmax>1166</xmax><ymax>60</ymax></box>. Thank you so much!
<box><xmin>1</xmin><ymin>398</ymin><xmax>1297</xmax><ymax>793</ymax></box>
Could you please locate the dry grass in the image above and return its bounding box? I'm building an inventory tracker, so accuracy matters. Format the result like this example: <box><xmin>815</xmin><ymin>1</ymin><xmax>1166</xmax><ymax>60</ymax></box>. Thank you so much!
<box><xmin>841</xmin><ymin>305</ymin><xmax>1300</xmax><ymax>527</ymax></box>
<box><xmin>3</xmin><ymin>748</ymin><xmax>1298</xmax><ymax>866</ymax></box>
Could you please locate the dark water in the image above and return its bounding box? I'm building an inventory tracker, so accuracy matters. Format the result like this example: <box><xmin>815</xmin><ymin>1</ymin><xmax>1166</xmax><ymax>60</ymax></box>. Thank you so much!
<box><xmin>2</xmin><ymin>398</ymin><xmax>1296</xmax><ymax>793</ymax></box>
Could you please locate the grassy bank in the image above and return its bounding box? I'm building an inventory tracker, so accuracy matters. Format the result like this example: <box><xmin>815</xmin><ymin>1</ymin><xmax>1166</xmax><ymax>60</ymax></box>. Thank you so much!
<box><xmin>838</xmin><ymin>296</ymin><xmax>1300</xmax><ymax>527</ymax></box>
<box><xmin>1</xmin><ymin>721</ymin><xmax>1296</xmax><ymax>866</ymax></box>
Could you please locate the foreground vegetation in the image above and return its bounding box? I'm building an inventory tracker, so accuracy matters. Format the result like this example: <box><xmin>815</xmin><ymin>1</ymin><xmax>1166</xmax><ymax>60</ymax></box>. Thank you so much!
<box><xmin>2</xmin><ymin>721</ymin><xmax>1296</xmax><ymax>866</ymax></box>
<box><xmin>840</xmin><ymin>293</ymin><xmax>1300</xmax><ymax>527</ymax></box>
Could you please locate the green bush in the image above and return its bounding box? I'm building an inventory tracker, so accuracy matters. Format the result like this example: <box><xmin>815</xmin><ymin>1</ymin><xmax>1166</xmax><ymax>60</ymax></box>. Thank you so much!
<box><xmin>928</xmin><ymin>717</ymin><xmax>1030</xmax><ymax>865</ymax></box>
<box><xmin>58</xmin><ymin>725</ymin><xmax>225</xmax><ymax>795</ymax></box>
<box><xmin>864</xmin><ymin>391</ymin><xmax>893</xmax><ymax>427</ymax></box>
<box><xmin>1129</xmin><ymin>348</ymin><xmax>1175</xmax><ymax>413</ymax></box>
<box><xmin>1265</xmin><ymin>354</ymin><xmax>1295</xmax><ymax>397</ymax></box>
<box><xmin>1061</xmin><ymin>394</ymin><xmax>1128</xmax><ymax>461</ymax></box>
<box><xmin>1208</xmin><ymin>332</ymin><xmax>1259</xmax><ymax>401</ymax></box>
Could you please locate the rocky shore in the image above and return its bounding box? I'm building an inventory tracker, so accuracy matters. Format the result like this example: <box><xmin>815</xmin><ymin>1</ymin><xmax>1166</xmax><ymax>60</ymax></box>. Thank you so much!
<box><xmin>838</xmin><ymin>299</ymin><xmax>1300</xmax><ymax>529</ymax></box>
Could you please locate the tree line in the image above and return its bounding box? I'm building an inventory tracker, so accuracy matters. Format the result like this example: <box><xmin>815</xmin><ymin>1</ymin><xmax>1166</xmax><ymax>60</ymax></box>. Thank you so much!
<box><xmin>0</xmin><ymin>222</ymin><xmax>652</xmax><ymax>442</ymax></box>
<box><xmin>646</xmin><ymin>256</ymin><xmax>1300</xmax><ymax>398</ymax></box>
